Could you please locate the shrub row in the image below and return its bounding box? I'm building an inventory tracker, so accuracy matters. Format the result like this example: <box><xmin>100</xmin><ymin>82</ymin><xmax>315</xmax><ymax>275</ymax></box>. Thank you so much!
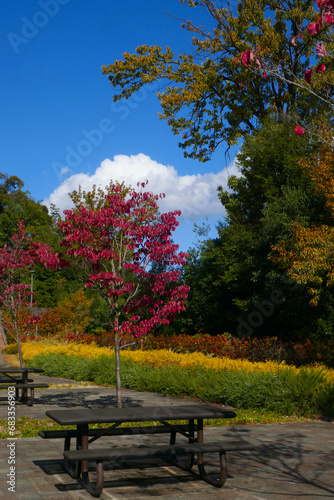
<box><xmin>26</xmin><ymin>350</ymin><xmax>334</xmax><ymax>420</ymax></box>
<box><xmin>10</xmin><ymin>331</ymin><xmax>334</xmax><ymax>368</ymax></box>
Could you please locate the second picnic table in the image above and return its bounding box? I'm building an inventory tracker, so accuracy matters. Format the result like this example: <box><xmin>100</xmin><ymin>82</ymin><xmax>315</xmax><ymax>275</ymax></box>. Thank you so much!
<box><xmin>0</xmin><ymin>367</ymin><xmax>49</xmax><ymax>405</ymax></box>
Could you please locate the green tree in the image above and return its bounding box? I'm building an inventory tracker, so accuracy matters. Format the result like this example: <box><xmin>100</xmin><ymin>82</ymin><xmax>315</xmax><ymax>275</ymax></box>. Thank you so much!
<box><xmin>178</xmin><ymin>120</ymin><xmax>329</xmax><ymax>339</ymax></box>
<box><xmin>103</xmin><ymin>0</ymin><xmax>323</xmax><ymax>161</ymax></box>
<box><xmin>270</xmin><ymin>132</ymin><xmax>334</xmax><ymax>337</ymax></box>
<box><xmin>0</xmin><ymin>173</ymin><xmax>56</xmax><ymax>247</ymax></box>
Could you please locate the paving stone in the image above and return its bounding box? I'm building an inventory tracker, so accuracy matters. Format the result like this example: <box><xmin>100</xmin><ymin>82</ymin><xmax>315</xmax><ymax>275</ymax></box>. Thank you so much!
<box><xmin>0</xmin><ymin>354</ymin><xmax>333</xmax><ymax>499</ymax></box>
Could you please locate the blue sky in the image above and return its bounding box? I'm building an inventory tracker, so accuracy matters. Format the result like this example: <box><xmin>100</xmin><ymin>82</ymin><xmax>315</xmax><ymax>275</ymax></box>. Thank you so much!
<box><xmin>1</xmin><ymin>0</ymin><xmax>239</xmax><ymax>252</ymax></box>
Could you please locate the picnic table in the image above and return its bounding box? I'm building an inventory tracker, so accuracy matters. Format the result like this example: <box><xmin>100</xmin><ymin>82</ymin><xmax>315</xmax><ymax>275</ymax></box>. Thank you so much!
<box><xmin>0</xmin><ymin>367</ymin><xmax>49</xmax><ymax>405</ymax></box>
<box><xmin>44</xmin><ymin>404</ymin><xmax>254</xmax><ymax>497</ymax></box>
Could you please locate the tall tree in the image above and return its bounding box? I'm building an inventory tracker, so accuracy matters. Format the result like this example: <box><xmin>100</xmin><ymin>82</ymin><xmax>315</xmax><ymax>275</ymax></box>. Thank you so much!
<box><xmin>102</xmin><ymin>0</ymin><xmax>323</xmax><ymax>161</ymax></box>
<box><xmin>272</xmin><ymin>130</ymin><xmax>334</xmax><ymax>308</ymax></box>
<box><xmin>177</xmin><ymin>120</ymin><xmax>326</xmax><ymax>339</ymax></box>
<box><xmin>57</xmin><ymin>181</ymin><xmax>189</xmax><ymax>407</ymax></box>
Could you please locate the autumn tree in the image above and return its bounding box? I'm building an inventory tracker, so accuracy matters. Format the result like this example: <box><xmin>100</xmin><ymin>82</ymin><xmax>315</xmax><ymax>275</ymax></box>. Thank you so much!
<box><xmin>102</xmin><ymin>0</ymin><xmax>325</xmax><ymax>161</ymax></box>
<box><xmin>57</xmin><ymin>181</ymin><xmax>189</xmax><ymax>407</ymax></box>
<box><xmin>272</xmin><ymin>130</ymin><xmax>334</xmax><ymax>312</ymax></box>
<box><xmin>0</xmin><ymin>222</ymin><xmax>59</xmax><ymax>366</ymax></box>
<box><xmin>175</xmin><ymin>119</ymin><xmax>327</xmax><ymax>339</ymax></box>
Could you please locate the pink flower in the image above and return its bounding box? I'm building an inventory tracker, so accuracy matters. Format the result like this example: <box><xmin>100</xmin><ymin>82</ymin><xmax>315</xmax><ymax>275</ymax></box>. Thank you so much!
<box><xmin>307</xmin><ymin>22</ymin><xmax>317</xmax><ymax>34</ymax></box>
<box><xmin>241</xmin><ymin>49</ymin><xmax>251</xmax><ymax>66</ymax></box>
<box><xmin>316</xmin><ymin>63</ymin><xmax>326</xmax><ymax>73</ymax></box>
<box><xmin>325</xmin><ymin>13</ymin><xmax>334</xmax><ymax>25</ymax></box>
<box><xmin>241</xmin><ymin>49</ymin><xmax>261</xmax><ymax>69</ymax></box>
<box><xmin>307</xmin><ymin>17</ymin><xmax>322</xmax><ymax>35</ymax></box>
<box><xmin>291</xmin><ymin>36</ymin><xmax>298</xmax><ymax>46</ymax></box>
<box><xmin>305</xmin><ymin>68</ymin><xmax>312</xmax><ymax>83</ymax></box>
<box><xmin>295</xmin><ymin>126</ymin><xmax>306</xmax><ymax>135</ymax></box>
<box><xmin>316</xmin><ymin>42</ymin><xmax>327</xmax><ymax>56</ymax></box>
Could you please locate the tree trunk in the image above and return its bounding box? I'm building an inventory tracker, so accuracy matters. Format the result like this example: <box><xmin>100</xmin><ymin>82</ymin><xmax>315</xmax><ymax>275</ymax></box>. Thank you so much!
<box><xmin>114</xmin><ymin>328</ymin><xmax>122</xmax><ymax>408</ymax></box>
<box><xmin>13</xmin><ymin>320</ymin><xmax>24</xmax><ymax>368</ymax></box>
<box><xmin>0</xmin><ymin>314</ymin><xmax>7</xmax><ymax>347</ymax></box>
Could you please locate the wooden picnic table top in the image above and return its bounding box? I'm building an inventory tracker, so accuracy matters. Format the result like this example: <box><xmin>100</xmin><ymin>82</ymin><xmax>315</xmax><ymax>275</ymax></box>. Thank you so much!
<box><xmin>46</xmin><ymin>404</ymin><xmax>237</xmax><ymax>425</ymax></box>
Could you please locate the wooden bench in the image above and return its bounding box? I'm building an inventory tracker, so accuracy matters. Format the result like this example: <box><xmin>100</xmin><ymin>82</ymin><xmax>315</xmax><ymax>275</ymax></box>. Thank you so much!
<box><xmin>0</xmin><ymin>383</ymin><xmax>49</xmax><ymax>405</ymax></box>
<box><xmin>63</xmin><ymin>440</ymin><xmax>255</xmax><ymax>497</ymax></box>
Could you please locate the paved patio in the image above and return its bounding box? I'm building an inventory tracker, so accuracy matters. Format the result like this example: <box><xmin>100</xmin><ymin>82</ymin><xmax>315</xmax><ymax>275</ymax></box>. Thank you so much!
<box><xmin>0</xmin><ymin>361</ymin><xmax>333</xmax><ymax>499</ymax></box>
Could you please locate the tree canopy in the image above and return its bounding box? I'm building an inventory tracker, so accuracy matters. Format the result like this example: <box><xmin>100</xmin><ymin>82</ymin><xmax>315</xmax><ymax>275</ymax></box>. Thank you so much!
<box><xmin>176</xmin><ymin>119</ymin><xmax>333</xmax><ymax>339</ymax></box>
<box><xmin>0</xmin><ymin>172</ymin><xmax>56</xmax><ymax>247</ymax></box>
<box><xmin>103</xmin><ymin>0</ymin><xmax>326</xmax><ymax>161</ymax></box>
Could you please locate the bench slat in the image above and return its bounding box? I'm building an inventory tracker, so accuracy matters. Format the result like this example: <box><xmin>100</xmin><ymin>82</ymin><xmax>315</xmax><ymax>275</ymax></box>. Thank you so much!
<box><xmin>0</xmin><ymin>377</ymin><xmax>33</xmax><ymax>382</ymax></box>
<box><xmin>64</xmin><ymin>441</ymin><xmax>254</xmax><ymax>462</ymax></box>
<box><xmin>14</xmin><ymin>383</ymin><xmax>49</xmax><ymax>388</ymax></box>
<box><xmin>0</xmin><ymin>383</ymin><xmax>49</xmax><ymax>389</ymax></box>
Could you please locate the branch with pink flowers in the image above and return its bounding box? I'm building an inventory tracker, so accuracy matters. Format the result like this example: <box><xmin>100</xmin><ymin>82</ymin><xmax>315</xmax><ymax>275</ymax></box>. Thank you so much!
<box><xmin>239</xmin><ymin>0</ymin><xmax>334</xmax><ymax>137</ymax></box>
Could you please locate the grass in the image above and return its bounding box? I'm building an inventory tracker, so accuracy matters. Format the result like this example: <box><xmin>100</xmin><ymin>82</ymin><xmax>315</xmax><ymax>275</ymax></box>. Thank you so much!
<box><xmin>0</xmin><ymin>410</ymin><xmax>319</xmax><ymax>439</ymax></box>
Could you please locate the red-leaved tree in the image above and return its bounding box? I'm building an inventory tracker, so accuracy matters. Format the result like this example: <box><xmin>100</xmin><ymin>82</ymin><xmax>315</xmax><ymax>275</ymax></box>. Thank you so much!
<box><xmin>0</xmin><ymin>222</ymin><xmax>59</xmax><ymax>366</ymax></box>
<box><xmin>58</xmin><ymin>182</ymin><xmax>189</xmax><ymax>407</ymax></box>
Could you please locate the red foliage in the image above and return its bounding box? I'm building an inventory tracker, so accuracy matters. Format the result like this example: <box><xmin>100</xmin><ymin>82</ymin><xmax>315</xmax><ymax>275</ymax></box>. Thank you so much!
<box><xmin>57</xmin><ymin>182</ymin><xmax>189</xmax><ymax>341</ymax></box>
<box><xmin>144</xmin><ymin>334</ymin><xmax>334</xmax><ymax>368</ymax></box>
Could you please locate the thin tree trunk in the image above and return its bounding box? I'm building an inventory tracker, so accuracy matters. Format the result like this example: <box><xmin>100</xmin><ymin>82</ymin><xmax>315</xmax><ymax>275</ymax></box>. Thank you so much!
<box><xmin>0</xmin><ymin>314</ymin><xmax>7</xmax><ymax>347</ymax></box>
<box><xmin>13</xmin><ymin>320</ymin><xmax>24</xmax><ymax>368</ymax></box>
<box><xmin>114</xmin><ymin>327</ymin><xmax>122</xmax><ymax>408</ymax></box>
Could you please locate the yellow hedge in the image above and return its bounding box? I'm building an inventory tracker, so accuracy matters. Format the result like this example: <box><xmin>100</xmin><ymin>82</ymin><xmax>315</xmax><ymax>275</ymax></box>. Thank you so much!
<box><xmin>21</xmin><ymin>342</ymin><xmax>334</xmax><ymax>383</ymax></box>
<box><xmin>21</xmin><ymin>342</ymin><xmax>112</xmax><ymax>361</ymax></box>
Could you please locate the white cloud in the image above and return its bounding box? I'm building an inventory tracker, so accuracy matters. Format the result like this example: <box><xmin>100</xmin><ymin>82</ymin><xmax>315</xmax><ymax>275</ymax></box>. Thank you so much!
<box><xmin>44</xmin><ymin>153</ymin><xmax>239</xmax><ymax>221</ymax></box>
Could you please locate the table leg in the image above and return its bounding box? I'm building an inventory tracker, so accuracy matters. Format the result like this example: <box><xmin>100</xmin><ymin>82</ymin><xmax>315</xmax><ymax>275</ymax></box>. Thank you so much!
<box><xmin>80</xmin><ymin>424</ymin><xmax>89</xmax><ymax>475</ymax></box>
<box><xmin>63</xmin><ymin>424</ymin><xmax>87</xmax><ymax>478</ymax></box>
<box><xmin>196</xmin><ymin>418</ymin><xmax>227</xmax><ymax>487</ymax></box>
<box><xmin>169</xmin><ymin>419</ymin><xmax>195</xmax><ymax>471</ymax></box>
<box><xmin>80</xmin><ymin>424</ymin><xmax>104</xmax><ymax>497</ymax></box>
<box><xmin>21</xmin><ymin>371</ymin><xmax>28</xmax><ymax>404</ymax></box>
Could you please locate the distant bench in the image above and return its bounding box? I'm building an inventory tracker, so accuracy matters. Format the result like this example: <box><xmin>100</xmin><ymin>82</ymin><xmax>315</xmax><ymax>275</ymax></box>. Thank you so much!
<box><xmin>0</xmin><ymin>383</ymin><xmax>49</xmax><ymax>406</ymax></box>
<box><xmin>0</xmin><ymin>367</ymin><xmax>48</xmax><ymax>405</ymax></box>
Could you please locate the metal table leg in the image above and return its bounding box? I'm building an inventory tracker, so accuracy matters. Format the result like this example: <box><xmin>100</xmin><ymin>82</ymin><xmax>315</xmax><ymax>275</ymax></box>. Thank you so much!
<box><xmin>196</xmin><ymin>418</ymin><xmax>227</xmax><ymax>487</ymax></box>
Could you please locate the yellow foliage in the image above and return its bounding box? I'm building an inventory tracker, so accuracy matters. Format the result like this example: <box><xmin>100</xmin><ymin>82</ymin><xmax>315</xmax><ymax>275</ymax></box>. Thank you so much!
<box><xmin>21</xmin><ymin>342</ymin><xmax>112</xmax><ymax>362</ymax></box>
<box><xmin>21</xmin><ymin>342</ymin><xmax>334</xmax><ymax>383</ymax></box>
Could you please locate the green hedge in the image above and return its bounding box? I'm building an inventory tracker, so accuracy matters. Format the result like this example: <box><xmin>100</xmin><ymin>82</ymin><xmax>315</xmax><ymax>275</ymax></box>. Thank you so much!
<box><xmin>28</xmin><ymin>353</ymin><xmax>334</xmax><ymax>419</ymax></box>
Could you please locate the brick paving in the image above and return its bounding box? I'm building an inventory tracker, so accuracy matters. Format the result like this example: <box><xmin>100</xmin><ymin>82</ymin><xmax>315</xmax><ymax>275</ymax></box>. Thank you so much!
<box><xmin>0</xmin><ymin>356</ymin><xmax>333</xmax><ymax>499</ymax></box>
